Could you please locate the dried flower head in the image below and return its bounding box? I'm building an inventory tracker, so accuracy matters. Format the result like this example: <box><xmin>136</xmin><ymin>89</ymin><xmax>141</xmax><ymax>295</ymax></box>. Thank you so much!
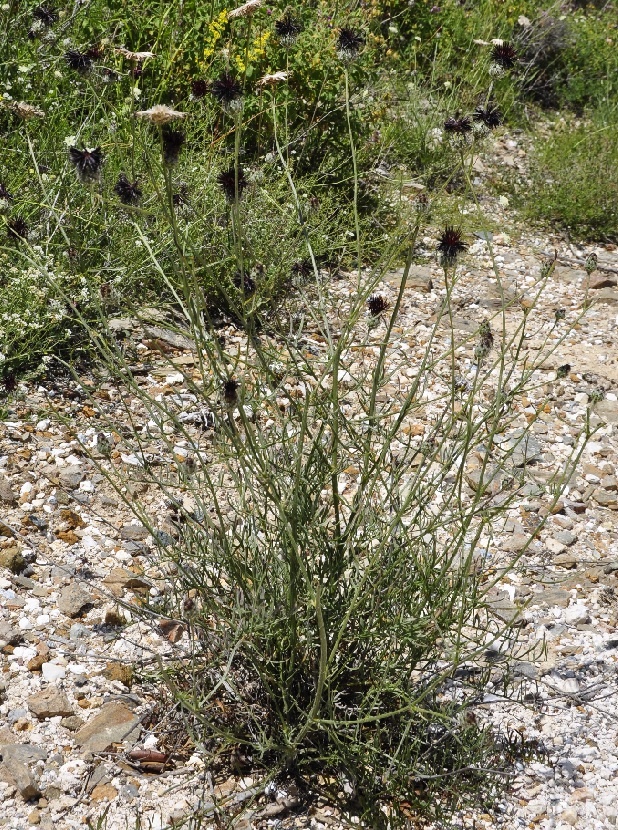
<box><xmin>589</xmin><ymin>387</ymin><xmax>605</xmax><ymax>404</ymax></box>
<box><xmin>135</xmin><ymin>104</ymin><xmax>187</xmax><ymax>126</ymax></box>
<box><xmin>85</xmin><ymin>43</ymin><xmax>105</xmax><ymax>61</ymax></box>
<box><xmin>114</xmin><ymin>47</ymin><xmax>155</xmax><ymax>62</ymax></box>
<box><xmin>337</xmin><ymin>27</ymin><xmax>365</xmax><ymax>62</ymax></box>
<box><xmin>444</xmin><ymin>115</ymin><xmax>472</xmax><ymax>135</ymax></box>
<box><xmin>222</xmin><ymin>378</ymin><xmax>239</xmax><ymax>405</ymax></box>
<box><xmin>33</xmin><ymin>5</ymin><xmax>57</xmax><ymax>26</ymax></box>
<box><xmin>65</xmin><ymin>49</ymin><xmax>92</xmax><ymax>72</ymax></box>
<box><xmin>584</xmin><ymin>252</ymin><xmax>598</xmax><ymax>276</ymax></box>
<box><xmin>69</xmin><ymin>147</ymin><xmax>104</xmax><ymax>183</ymax></box>
<box><xmin>162</xmin><ymin>127</ymin><xmax>185</xmax><ymax>166</ymax></box>
<box><xmin>415</xmin><ymin>192</ymin><xmax>431</xmax><ymax>215</ymax></box>
<box><xmin>3</xmin><ymin>100</ymin><xmax>45</xmax><ymax>120</ymax></box>
<box><xmin>228</xmin><ymin>0</ymin><xmax>262</xmax><ymax>20</ymax></box>
<box><xmin>2</xmin><ymin>372</ymin><xmax>17</xmax><ymax>394</ymax></box>
<box><xmin>475</xmin><ymin>320</ymin><xmax>493</xmax><ymax>364</ymax></box>
<box><xmin>173</xmin><ymin>183</ymin><xmax>189</xmax><ymax>207</ymax></box>
<box><xmin>490</xmin><ymin>41</ymin><xmax>517</xmax><ymax>75</ymax></box>
<box><xmin>554</xmin><ymin>308</ymin><xmax>566</xmax><ymax>322</ymax></box>
<box><xmin>291</xmin><ymin>259</ymin><xmax>313</xmax><ymax>282</ymax></box>
<box><xmin>256</xmin><ymin>70</ymin><xmax>289</xmax><ymax>87</ymax></box>
<box><xmin>367</xmin><ymin>294</ymin><xmax>390</xmax><ymax>317</ymax></box>
<box><xmin>114</xmin><ymin>173</ymin><xmax>142</xmax><ymax>205</ymax></box>
<box><xmin>437</xmin><ymin>226</ymin><xmax>467</xmax><ymax>266</ymax></box>
<box><xmin>275</xmin><ymin>11</ymin><xmax>302</xmax><ymax>47</ymax></box>
<box><xmin>211</xmin><ymin>72</ymin><xmax>244</xmax><ymax>113</ymax></box>
<box><xmin>233</xmin><ymin>270</ymin><xmax>257</xmax><ymax>296</ymax></box>
<box><xmin>473</xmin><ymin>103</ymin><xmax>503</xmax><ymax>131</ymax></box>
<box><xmin>191</xmin><ymin>78</ymin><xmax>209</xmax><ymax>99</ymax></box>
<box><xmin>217</xmin><ymin>166</ymin><xmax>248</xmax><ymax>201</ymax></box>
<box><xmin>556</xmin><ymin>363</ymin><xmax>571</xmax><ymax>379</ymax></box>
<box><xmin>7</xmin><ymin>217</ymin><xmax>28</xmax><ymax>241</ymax></box>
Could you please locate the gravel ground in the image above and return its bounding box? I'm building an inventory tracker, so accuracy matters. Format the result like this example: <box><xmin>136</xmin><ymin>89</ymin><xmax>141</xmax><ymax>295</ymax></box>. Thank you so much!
<box><xmin>2</xmin><ymin>146</ymin><xmax>618</xmax><ymax>829</ymax></box>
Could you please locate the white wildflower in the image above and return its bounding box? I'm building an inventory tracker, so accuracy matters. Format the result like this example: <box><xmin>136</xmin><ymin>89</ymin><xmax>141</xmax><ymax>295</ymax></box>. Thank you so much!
<box><xmin>135</xmin><ymin>104</ymin><xmax>187</xmax><ymax>125</ymax></box>
<box><xmin>228</xmin><ymin>0</ymin><xmax>262</xmax><ymax>20</ymax></box>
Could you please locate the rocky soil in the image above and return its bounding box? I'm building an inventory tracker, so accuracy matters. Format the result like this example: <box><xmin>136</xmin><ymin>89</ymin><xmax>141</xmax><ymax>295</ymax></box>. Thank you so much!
<box><xmin>2</xmin><ymin>159</ymin><xmax>618</xmax><ymax>827</ymax></box>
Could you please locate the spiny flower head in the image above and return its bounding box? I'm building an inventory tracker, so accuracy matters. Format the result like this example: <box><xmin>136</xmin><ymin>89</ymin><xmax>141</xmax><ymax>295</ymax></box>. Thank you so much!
<box><xmin>554</xmin><ymin>308</ymin><xmax>566</xmax><ymax>322</ymax></box>
<box><xmin>64</xmin><ymin>49</ymin><xmax>92</xmax><ymax>72</ymax></box>
<box><xmin>336</xmin><ymin>27</ymin><xmax>365</xmax><ymax>62</ymax></box>
<box><xmin>161</xmin><ymin>127</ymin><xmax>185</xmax><ymax>166</ymax></box>
<box><xmin>211</xmin><ymin>72</ymin><xmax>244</xmax><ymax>113</ymax></box>
<box><xmin>191</xmin><ymin>78</ymin><xmax>209</xmax><ymax>99</ymax></box>
<box><xmin>473</xmin><ymin>103</ymin><xmax>503</xmax><ymax>130</ymax></box>
<box><xmin>114</xmin><ymin>173</ymin><xmax>142</xmax><ymax>205</ymax></box>
<box><xmin>275</xmin><ymin>10</ymin><xmax>302</xmax><ymax>47</ymax></box>
<box><xmin>556</xmin><ymin>363</ymin><xmax>571</xmax><ymax>379</ymax></box>
<box><xmin>367</xmin><ymin>294</ymin><xmax>390</xmax><ymax>316</ymax></box>
<box><xmin>444</xmin><ymin>115</ymin><xmax>472</xmax><ymax>134</ymax></box>
<box><xmin>217</xmin><ymin>166</ymin><xmax>248</xmax><ymax>201</ymax></box>
<box><xmin>7</xmin><ymin>217</ymin><xmax>28</xmax><ymax>241</ymax></box>
<box><xmin>135</xmin><ymin>104</ymin><xmax>187</xmax><ymax>126</ymax></box>
<box><xmin>33</xmin><ymin>5</ymin><xmax>57</xmax><ymax>26</ymax></box>
<box><xmin>69</xmin><ymin>147</ymin><xmax>104</xmax><ymax>183</ymax></box>
<box><xmin>490</xmin><ymin>41</ymin><xmax>517</xmax><ymax>75</ymax></box>
<box><xmin>437</xmin><ymin>226</ymin><xmax>467</xmax><ymax>266</ymax></box>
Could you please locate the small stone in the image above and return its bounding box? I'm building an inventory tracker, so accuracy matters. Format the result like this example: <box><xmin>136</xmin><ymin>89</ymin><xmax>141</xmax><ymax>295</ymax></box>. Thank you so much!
<box><xmin>120</xmin><ymin>524</ymin><xmax>150</xmax><ymax>542</ymax></box>
<box><xmin>90</xmin><ymin>783</ymin><xmax>118</xmax><ymax>802</ymax></box>
<box><xmin>554</xmin><ymin>553</ymin><xmax>578</xmax><ymax>569</ymax></box>
<box><xmin>601</xmin><ymin>475</ymin><xmax>618</xmax><ymax>491</ymax></box>
<box><xmin>58</xmin><ymin>466</ymin><xmax>85</xmax><ymax>490</ymax></box>
<box><xmin>41</xmin><ymin>662</ymin><xmax>66</xmax><ymax>682</ymax></box>
<box><xmin>60</xmin><ymin>715</ymin><xmax>84</xmax><ymax>732</ymax></box>
<box><xmin>545</xmin><ymin>536</ymin><xmax>567</xmax><ymax>555</ymax></box>
<box><xmin>589</xmin><ymin>274</ymin><xmax>617</xmax><ymax>289</ymax></box>
<box><xmin>0</xmin><ymin>759</ymin><xmax>41</xmax><ymax>801</ymax></box>
<box><xmin>102</xmin><ymin>663</ymin><xmax>133</xmax><ymax>687</ymax></box>
<box><xmin>500</xmin><ymin>533</ymin><xmax>530</xmax><ymax>553</ymax></box>
<box><xmin>565</xmin><ymin>604</ymin><xmax>589</xmax><ymax>625</ymax></box>
<box><xmin>56</xmin><ymin>584</ymin><xmax>93</xmax><ymax>618</ymax></box>
<box><xmin>74</xmin><ymin>702</ymin><xmax>142</xmax><ymax>753</ymax></box>
<box><xmin>28</xmin><ymin>809</ymin><xmax>41</xmax><ymax>825</ymax></box>
<box><xmin>553</xmin><ymin>530</ymin><xmax>577</xmax><ymax>547</ymax></box>
<box><xmin>0</xmin><ymin>545</ymin><xmax>26</xmax><ymax>574</ymax></box>
<box><xmin>28</xmin><ymin>688</ymin><xmax>74</xmax><ymax>719</ymax></box>
<box><xmin>561</xmin><ymin>807</ymin><xmax>579</xmax><ymax>826</ymax></box>
<box><xmin>0</xmin><ymin>474</ymin><xmax>17</xmax><ymax>505</ymax></box>
<box><xmin>594</xmin><ymin>489</ymin><xmax>618</xmax><ymax>507</ymax></box>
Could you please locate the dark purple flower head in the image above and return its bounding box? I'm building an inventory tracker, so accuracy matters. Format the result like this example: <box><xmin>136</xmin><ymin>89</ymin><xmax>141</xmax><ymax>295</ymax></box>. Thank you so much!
<box><xmin>337</xmin><ymin>27</ymin><xmax>365</xmax><ymax>62</ymax></box>
<box><xmin>444</xmin><ymin>115</ymin><xmax>472</xmax><ymax>135</ymax></box>
<box><xmin>7</xmin><ymin>217</ymin><xmax>28</xmax><ymax>241</ymax></box>
<box><xmin>473</xmin><ymin>103</ymin><xmax>503</xmax><ymax>130</ymax></box>
<box><xmin>65</xmin><ymin>49</ymin><xmax>92</xmax><ymax>72</ymax></box>
<box><xmin>33</xmin><ymin>5</ymin><xmax>57</xmax><ymax>25</ymax></box>
<box><xmin>69</xmin><ymin>147</ymin><xmax>104</xmax><ymax>182</ymax></box>
<box><xmin>275</xmin><ymin>11</ymin><xmax>302</xmax><ymax>47</ymax></box>
<box><xmin>210</xmin><ymin>72</ymin><xmax>244</xmax><ymax>112</ymax></box>
<box><xmin>191</xmin><ymin>78</ymin><xmax>209</xmax><ymax>99</ymax></box>
<box><xmin>0</xmin><ymin>182</ymin><xmax>12</xmax><ymax>202</ymax></box>
<box><xmin>491</xmin><ymin>41</ymin><xmax>517</xmax><ymax>70</ymax></box>
<box><xmin>217</xmin><ymin>166</ymin><xmax>248</xmax><ymax>201</ymax></box>
<box><xmin>162</xmin><ymin>127</ymin><xmax>185</xmax><ymax>166</ymax></box>
<box><xmin>437</xmin><ymin>226</ymin><xmax>467</xmax><ymax>266</ymax></box>
<box><xmin>114</xmin><ymin>173</ymin><xmax>142</xmax><ymax>205</ymax></box>
<box><xmin>367</xmin><ymin>294</ymin><xmax>390</xmax><ymax>316</ymax></box>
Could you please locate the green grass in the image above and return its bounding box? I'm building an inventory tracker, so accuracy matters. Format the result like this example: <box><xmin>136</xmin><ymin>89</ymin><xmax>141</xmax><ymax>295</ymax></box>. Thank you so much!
<box><xmin>523</xmin><ymin>112</ymin><xmax>618</xmax><ymax>241</ymax></box>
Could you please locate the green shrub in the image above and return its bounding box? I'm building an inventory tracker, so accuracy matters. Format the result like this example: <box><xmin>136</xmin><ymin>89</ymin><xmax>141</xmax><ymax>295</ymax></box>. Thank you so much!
<box><xmin>523</xmin><ymin>114</ymin><xmax>618</xmax><ymax>241</ymax></box>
